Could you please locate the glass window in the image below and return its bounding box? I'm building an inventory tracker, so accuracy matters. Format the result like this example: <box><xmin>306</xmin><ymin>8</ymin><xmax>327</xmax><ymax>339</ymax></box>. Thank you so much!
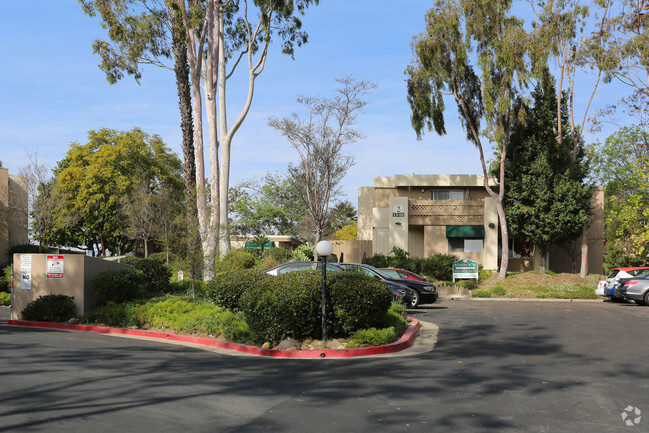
<box><xmin>465</xmin><ymin>239</ymin><xmax>483</xmax><ymax>253</ymax></box>
<box><xmin>448</xmin><ymin>238</ymin><xmax>483</xmax><ymax>253</ymax></box>
<box><xmin>432</xmin><ymin>189</ymin><xmax>464</xmax><ymax>200</ymax></box>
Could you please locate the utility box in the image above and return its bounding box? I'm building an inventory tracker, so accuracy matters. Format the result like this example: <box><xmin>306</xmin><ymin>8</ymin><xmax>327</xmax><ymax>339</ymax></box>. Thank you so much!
<box><xmin>11</xmin><ymin>254</ymin><xmax>132</xmax><ymax>320</ymax></box>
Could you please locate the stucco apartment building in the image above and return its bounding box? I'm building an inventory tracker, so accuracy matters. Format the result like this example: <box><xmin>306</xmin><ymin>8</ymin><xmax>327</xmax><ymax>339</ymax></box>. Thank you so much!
<box><xmin>0</xmin><ymin>167</ymin><xmax>28</xmax><ymax>264</ymax></box>
<box><xmin>358</xmin><ymin>174</ymin><xmax>604</xmax><ymax>274</ymax></box>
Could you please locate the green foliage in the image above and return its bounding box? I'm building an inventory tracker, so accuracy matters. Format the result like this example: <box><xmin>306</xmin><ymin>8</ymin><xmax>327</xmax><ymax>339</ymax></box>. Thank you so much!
<box><xmin>471</xmin><ymin>289</ymin><xmax>492</xmax><ymax>298</ymax></box>
<box><xmin>92</xmin><ymin>268</ymin><xmax>146</xmax><ymax>305</ymax></box>
<box><xmin>240</xmin><ymin>271</ymin><xmax>322</xmax><ymax>344</ymax></box>
<box><xmin>206</xmin><ymin>269</ymin><xmax>269</xmax><ymax>312</ymax></box>
<box><xmin>491</xmin><ymin>286</ymin><xmax>507</xmax><ymax>296</ymax></box>
<box><xmin>216</xmin><ymin>248</ymin><xmax>259</xmax><ymax>273</ymax></box>
<box><xmin>291</xmin><ymin>244</ymin><xmax>314</xmax><ymax>261</ymax></box>
<box><xmin>376</xmin><ymin>302</ymin><xmax>409</xmax><ymax>336</ymax></box>
<box><xmin>1</xmin><ymin>265</ymin><xmax>11</xmax><ymax>293</ymax></box>
<box><xmin>347</xmin><ymin>327</ymin><xmax>398</xmax><ymax>348</ymax></box>
<box><xmin>328</xmin><ymin>272</ymin><xmax>394</xmax><ymax>336</ymax></box>
<box><xmin>48</xmin><ymin>128</ymin><xmax>183</xmax><ymax>256</ymax></box>
<box><xmin>230</xmin><ymin>171</ymin><xmax>307</xmax><ymax>237</ymax></box>
<box><xmin>479</xmin><ymin>269</ymin><xmax>494</xmax><ymax>281</ymax></box>
<box><xmin>261</xmin><ymin>247</ymin><xmax>293</xmax><ymax>268</ymax></box>
<box><xmin>363</xmin><ymin>254</ymin><xmax>389</xmax><ymax>268</ymax></box>
<box><xmin>239</xmin><ymin>270</ymin><xmax>393</xmax><ymax>344</ymax></box>
<box><xmin>420</xmin><ymin>254</ymin><xmax>458</xmax><ymax>281</ymax></box>
<box><xmin>0</xmin><ymin>292</ymin><xmax>10</xmax><ymax>306</ymax></box>
<box><xmin>84</xmin><ymin>297</ymin><xmax>252</xmax><ymax>343</ymax></box>
<box><xmin>21</xmin><ymin>294</ymin><xmax>76</xmax><ymax>322</ymax></box>
<box><xmin>456</xmin><ymin>279</ymin><xmax>478</xmax><ymax>290</ymax></box>
<box><xmin>502</xmin><ymin>69</ymin><xmax>592</xmax><ymax>253</ymax></box>
<box><xmin>120</xmin><ymin>257</ymin><xmax>172</xmax><ymax>293</ymax></box>
<box><xmin>8</xmin><ymin>244</ymin><xmax>41</xmax><ymax>258</ymax></box>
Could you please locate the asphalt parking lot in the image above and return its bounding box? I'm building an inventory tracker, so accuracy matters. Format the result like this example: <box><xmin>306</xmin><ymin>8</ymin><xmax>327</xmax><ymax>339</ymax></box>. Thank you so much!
<box><xmin>1</xmin><ymin>300</ymin><xmax>647</xmax><ymax>432</ymax></box>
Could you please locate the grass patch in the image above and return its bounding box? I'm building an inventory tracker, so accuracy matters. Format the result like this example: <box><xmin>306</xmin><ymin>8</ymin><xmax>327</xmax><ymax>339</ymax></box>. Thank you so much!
<box><xmin>476</xmin><ymin>272</ymin><xmax>603</xmax><ymax>299</ymax></box>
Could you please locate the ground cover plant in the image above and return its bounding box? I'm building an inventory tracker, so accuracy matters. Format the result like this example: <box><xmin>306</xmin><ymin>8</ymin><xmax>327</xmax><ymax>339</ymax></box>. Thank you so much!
<box><xmin>473</xmin><ymin>271</ymin><xmax>602</xmax><ymax>299</ymax></box>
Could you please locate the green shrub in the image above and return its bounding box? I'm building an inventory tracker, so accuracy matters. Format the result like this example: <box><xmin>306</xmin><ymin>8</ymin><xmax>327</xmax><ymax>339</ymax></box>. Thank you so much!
<box><xmin>21</xmin><ymin>294</ymin><xmax>76</xmax><ymax>322</ymax></box>
<box><xmin>363</xmin><ymin>253</ymin><xmax>389</xmax><ymax>268</ymax></box>
<box><xmin>479</xmin><ymin>269</ymin><xmax>494</xmax><ymax>281</ymax></box>
<box><xmin>420</xmin><ymin>254</ymin><xmax>458</xmax><ymax>281</ymax></box>
<box><xmin>92</xmin><ymin>268</ymin><xmax>146</xmax><ymax>305</ymax></box>
<box><xmin>168</xmin><ymin>279</ymin><xmax>207</xmax><ymax>297</ymax></box>
<box><xmin>328</xmin><ymin>272</ymin><xmax>394</xmax><ymax>336</ymax></box>
<box><xmin>240</xmin><ymin>271</ymin><xmax>322</xmax><ymax>344</ymax></box>
<box><xmin>471</xmin><ymin>289</ymin><xmax>492</xmax><ymax>298</ymax></box>
<box><xmin>216</xmin><ymin>248</ymin><xmax>259</xmax><ymax>273</ymax></box>
<box><xmin>262</xmin><ymin>247</ymin><xmax>292</xmax><ymax>266</ymax></box>
<box><xmin>347</xmin><ymin>327</ymin><xmax>398</xmax><ymax>348</ymax></box>
<box><xmin>118</xmin><ymin>256</ymin><xmax>172</xmax><ymax>293</ymax></box>
<box><xmin>206</xmin><ymin>269</ymin><xmax>269</xmax><ymax>311</ymax></box>
<box><xmin>0</xmin><ymin>265</ymin><xmax>11</xmax><ymax>293</ymax></box>
<box><xmin>376</xmin><ymin>302</ymin><xmax>409</xmax><ymax>335</ymax></box>
<box><xmin>0</xmin><ymin>291</ymin><xmax>10</xmax><ymax>306</ymax></box>
<box><xmin>456</xmin><ymin>279</ymin><xmax>478</xmax><ymax>290</ymax></box>
<box><xmin>491</xmin><ymin>286</ymin><xmax>507</xmax><ymax>296</ymax></box>
<box><xmin>291</xmin><ymin>244</ymin><xmax>314</xmax><ymax>261</ymax></box>
<box><xmin>83</xmin><ymin>297</ymin><xmax>252</xmax><ymax>342</ymax></box>
<box><xmin>135</xmin><ymin>257</ymin><xmax>172</xmax><ymax>292</ymax></box>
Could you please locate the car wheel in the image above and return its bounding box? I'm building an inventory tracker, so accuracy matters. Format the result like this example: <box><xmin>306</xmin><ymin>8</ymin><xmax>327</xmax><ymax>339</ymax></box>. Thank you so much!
<box><xmin>409</xmin><ymin>290</ymin><xmax>420</xmax><ymax>308</ymax></box>
<box><xmin>644</xmin><ymin>291</ymin><xmax>649</xmax><ymax>306</ymax></box>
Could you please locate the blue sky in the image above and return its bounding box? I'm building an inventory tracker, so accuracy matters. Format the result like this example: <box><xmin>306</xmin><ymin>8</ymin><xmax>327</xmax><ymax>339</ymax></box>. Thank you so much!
<box><xmin>0</xmin><ymin>1</ymin><xmax>627</xmax><ymax>202</ymax></box>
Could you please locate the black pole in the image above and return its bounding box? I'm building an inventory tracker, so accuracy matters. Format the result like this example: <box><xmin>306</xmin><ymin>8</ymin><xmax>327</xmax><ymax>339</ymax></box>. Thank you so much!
<box><xmin>321</xmin><ymin>256</ymin><xmax>328</xmax><ymax>341</ymax></box>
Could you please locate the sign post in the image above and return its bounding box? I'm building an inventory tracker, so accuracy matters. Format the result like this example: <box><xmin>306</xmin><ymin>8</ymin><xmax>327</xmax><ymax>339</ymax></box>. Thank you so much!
<box><xmin>452</xmin><ymin>259</ymin><xmax>479</xmax><ymax>282</ymax></box>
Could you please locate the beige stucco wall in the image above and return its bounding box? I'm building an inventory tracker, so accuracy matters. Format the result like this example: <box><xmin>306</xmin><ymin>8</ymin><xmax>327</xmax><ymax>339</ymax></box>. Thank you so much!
<box><xmin>12</xmin><ymin>254</ymin><xmax>132</xmax><ymax>319</ymax></box>
<box><xmin>0</xmin><ymin>168</ymin><xmax>28</xmax><ymax>264</ymax></box>
<box><xmin>357</xmin><ymin>187</ymin><xmax>375</xmax><ymax>241</ymax></box>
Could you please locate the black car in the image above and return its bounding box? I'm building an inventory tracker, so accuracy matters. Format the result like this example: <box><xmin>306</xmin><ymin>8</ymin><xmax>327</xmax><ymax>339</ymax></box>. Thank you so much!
<box><xmin>338</xmin><ymin>263</ymin><xmax>437</xmax><ymax>308</ymax></box>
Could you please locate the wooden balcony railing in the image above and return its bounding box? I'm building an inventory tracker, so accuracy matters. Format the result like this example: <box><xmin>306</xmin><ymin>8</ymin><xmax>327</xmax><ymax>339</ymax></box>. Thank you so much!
<box><xmin>408</xmin><ymin>200</ymin><xmax>484</xmax><ymax>226</ymax></box>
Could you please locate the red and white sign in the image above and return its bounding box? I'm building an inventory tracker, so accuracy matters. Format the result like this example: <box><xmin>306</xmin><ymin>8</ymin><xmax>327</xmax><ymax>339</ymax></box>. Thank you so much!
<box><xmin>47</xmin><ymin>255</ymin><xmax>64</xmax><ymax>278</ymax></box>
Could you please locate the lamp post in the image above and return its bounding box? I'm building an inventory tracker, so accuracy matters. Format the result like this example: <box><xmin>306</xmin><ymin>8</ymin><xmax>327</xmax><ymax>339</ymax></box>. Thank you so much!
<box><xmin>316</xmin><ymin>240</ymin><xmax>333</xmax><ymax>341</ymax></box>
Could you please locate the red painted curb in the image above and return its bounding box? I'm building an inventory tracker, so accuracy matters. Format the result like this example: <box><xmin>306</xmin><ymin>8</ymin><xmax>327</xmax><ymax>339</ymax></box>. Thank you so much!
<box><xmin>6</xmin><ymin>318</ymin><xmax>421</xmax><ymax>359</ymax></box>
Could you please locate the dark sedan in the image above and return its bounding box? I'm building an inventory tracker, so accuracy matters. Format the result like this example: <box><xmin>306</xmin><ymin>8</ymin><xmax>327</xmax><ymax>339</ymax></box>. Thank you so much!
<box><xmin>339</xmin><ymin>263</ymin><xmax>437</xmax><ymax>308</ymax></box>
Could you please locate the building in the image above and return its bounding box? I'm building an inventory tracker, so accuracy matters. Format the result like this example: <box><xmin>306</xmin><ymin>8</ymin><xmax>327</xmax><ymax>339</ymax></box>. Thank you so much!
<box><xmin>0</xmin><ymin>167</ymin><xmax>28</xmax><ymax>264</ymax></box>
<box><xmin>358</xmin><ymin>174</ymin><xmax>604</xmax><ymax>274</ymax></box>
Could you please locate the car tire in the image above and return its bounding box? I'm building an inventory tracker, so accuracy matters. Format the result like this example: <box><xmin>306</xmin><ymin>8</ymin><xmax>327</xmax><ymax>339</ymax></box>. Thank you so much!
<box><xmin>409</xmin><ymin>290</ymin><xmax>420</xmax><ymax>308</ymax></box>
<box><xmin>644</xmin><ymin>291</ymin><xmax>649</xmax><ymax>307</ymax></box>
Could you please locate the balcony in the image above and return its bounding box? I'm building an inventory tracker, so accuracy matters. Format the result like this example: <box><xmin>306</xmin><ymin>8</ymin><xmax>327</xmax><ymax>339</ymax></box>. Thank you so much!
<box><xmin>408</xmin><ymin>200</ymin><xmax>484</xmax><ymax>226</ymax></box>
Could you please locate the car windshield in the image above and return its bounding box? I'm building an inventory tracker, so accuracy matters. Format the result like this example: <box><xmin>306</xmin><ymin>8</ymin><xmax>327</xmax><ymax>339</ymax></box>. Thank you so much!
<box><xmin>380</xmin><ymin>269</ymin><xmax>400</xmax><ymax>278</ymax></box>
<box><xmin>607</xmin><ymin>270</ymin><xmax>620</xmax><ymax>279</ymax></box>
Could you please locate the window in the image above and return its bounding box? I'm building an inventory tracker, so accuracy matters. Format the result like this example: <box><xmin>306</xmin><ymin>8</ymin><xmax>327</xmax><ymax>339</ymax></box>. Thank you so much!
<box><xmin>448</xmin><ymin>238</ymin><xmax>483</xmax><ymax>253</ymax></box>
<box><xmin>432</xmin><ymin>189</ymin><xmax>465</xmax><ymax>201</ymax></box>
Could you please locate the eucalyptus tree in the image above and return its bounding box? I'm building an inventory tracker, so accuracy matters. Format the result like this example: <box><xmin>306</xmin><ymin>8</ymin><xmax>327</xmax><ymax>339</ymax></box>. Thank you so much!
<box><xmin>79</xmin><ymin>0</ymin><xmax>196</xmax><ymax>202</ymax></box>
<box><xmin>172</xmin><ymin>0</ymin><xmax>318</xmax><ymax>279</ymax></box>
<box><xmin>407</xmin><ymin>0</ymin><xmax>532</xmax><ymax>279</ymax></box>
<box><xmin>268</xmin><ymin>77</ymin><xmax>375</xmax><ymax>254</ymax></box>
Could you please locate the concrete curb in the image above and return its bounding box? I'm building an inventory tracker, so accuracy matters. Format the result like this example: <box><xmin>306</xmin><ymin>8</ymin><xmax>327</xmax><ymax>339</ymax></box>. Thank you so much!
<box><xmin>6</xmin><ymin>317</ymin><xmax>422</xmax><ymax>359</ymax></box>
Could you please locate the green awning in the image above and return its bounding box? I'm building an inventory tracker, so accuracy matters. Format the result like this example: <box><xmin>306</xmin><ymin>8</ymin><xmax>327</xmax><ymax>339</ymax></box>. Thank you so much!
<box><xmin>244</xmin><ymin>241</ymin><xmax>275</xmax><ymax>249</ymax></box>
<box><xmin>446</xmin><ymin>225</ymin><xmax>485</xmax><ymax>238</ymax></box>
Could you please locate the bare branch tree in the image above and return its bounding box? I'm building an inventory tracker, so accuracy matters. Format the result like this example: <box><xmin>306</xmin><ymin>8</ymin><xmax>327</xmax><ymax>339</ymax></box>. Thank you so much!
<box><xmin>268</xmin><ymin>77</ymin><xmax>376</xmax><ymax>254</ymax></box>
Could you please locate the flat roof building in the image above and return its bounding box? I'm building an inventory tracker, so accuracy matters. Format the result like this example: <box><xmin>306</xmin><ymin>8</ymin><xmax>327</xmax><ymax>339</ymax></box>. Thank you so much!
<box><xmin>0</xmin><ymin>167</ymin><xmax>28</xmax><ymax>264</ymax></box>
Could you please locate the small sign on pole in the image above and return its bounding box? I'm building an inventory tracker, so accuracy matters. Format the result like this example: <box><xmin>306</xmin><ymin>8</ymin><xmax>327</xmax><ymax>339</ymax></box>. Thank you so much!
<box><xmin>452</xmin><ymin>259</ymin><xmax>479</xmax><ymax>282</ymax></box>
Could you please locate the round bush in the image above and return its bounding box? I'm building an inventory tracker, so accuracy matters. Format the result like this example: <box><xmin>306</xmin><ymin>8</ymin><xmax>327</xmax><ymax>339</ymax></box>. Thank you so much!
<box><xmin>92</xmin><ymin>268</ymin><xmax>146</xmax><ymax>305</ymax></box>
<box><xmin>327</xmin><ymin>272</ymin><xmax>394</xmax><ymax>336</ymax></box>
<box><xmin>206</xmin><ymin>269</ymin><xmax>269</xmax><ymax>311</ymax></box>
<box><xmin>240</xmin><ymin>271</ymin><xmax>322</xmax><ymax>344</ymax></box>
<box><xmin>21</xmin><ymin>294</ymin><xmax>76</xmax><ymax>322</ymax></box>
<box><xmin>216</xmin><ymin>249</ymin><xmax>259</xmax><ymax>273</ymax></box>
